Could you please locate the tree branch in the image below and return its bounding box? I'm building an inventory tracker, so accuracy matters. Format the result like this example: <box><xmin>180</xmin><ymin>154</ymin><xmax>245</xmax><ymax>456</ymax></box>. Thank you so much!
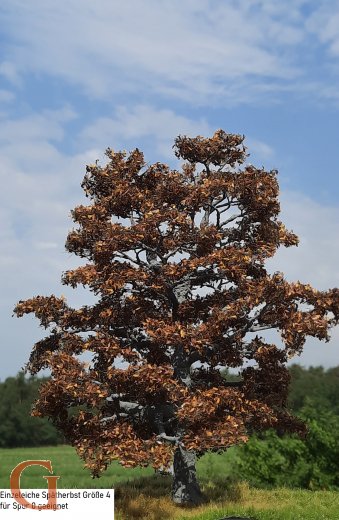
<box><xmin>220</xmin><ymin>213</ymin><xmax>243</xmax><ymax>227</ymax></box>
<box><xmin>100</xmin><ymin>413</ymin><xmax>128</xmax><ymax>424</ymax></box>
<box><xmin>248</xmin><ymin>323</ymin><xmax>279</xmax><ymax>332</ymax></box>
<box><xmin>156</xmin><ymin>432</ymin><xmax>180</xmax><ymax>445</ymax></box>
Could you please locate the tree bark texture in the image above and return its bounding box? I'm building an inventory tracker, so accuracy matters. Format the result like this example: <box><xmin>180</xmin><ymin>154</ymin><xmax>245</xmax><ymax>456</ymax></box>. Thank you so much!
<box><xmin>171</xmin><ymin>444</ymin><xmax>206</xmax><ymax>504</ymax></box>
<box><xmin>170</xmin><ymin>346</ymin><xmax>207</xmax><ymax>504</ymax></box>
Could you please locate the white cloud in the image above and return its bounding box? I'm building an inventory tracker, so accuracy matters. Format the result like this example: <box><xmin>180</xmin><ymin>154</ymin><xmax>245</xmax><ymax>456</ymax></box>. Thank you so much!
<box><xmin>0</xmin><ymin>60</ymin><xmax>22</xmax><ymax>87</ymax></box>
<box><xmin>0</xmin><ymin>90</ymin><xmax>16</xmax><ymax>103</ymax></box>
<box><xmin>264</xmin><ymin>189</ymin><xmax>339</xmax><ymax>290</ymax></box>
<box><xmin>305</xmin><ymin>4</ymin><xmax>339</xmax><ymax>55</ymax></box>
<box><xmin>0</xmin><ymin>106</ymin><xmax>78</xmax><ymax>143</ymax></box>
<box><xmin>75</xmin><ymin>104</ymin><xmax>212</xmax><ymax>162</ymax></box>
<box><xmin>75</xmin><ymin>103</ymin><xmax>279</xmax><ymax>168</ymax></box>
<box><xmin>243</xmin><ymin>137</ymin><xmax>274</xmax><ymax>159</ymax></box>
<box><xmin>35</xmin><ymin>242</ymin><xmax>59</xmax><ymax>250</ymax></box>
<box><xmin>0</xmin><ymin>0</ymin><xmax>330</xmax><ymax>107</ymax></box>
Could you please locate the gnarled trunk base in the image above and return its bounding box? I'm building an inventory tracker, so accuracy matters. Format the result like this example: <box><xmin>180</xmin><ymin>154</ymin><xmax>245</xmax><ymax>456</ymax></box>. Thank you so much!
<box><xmin>171</xmin><ymin>445</ymin><xmax>206</xmax><ymax>504</ymax></box>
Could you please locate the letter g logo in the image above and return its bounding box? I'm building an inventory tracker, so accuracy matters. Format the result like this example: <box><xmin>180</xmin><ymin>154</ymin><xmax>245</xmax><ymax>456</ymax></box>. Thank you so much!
<box><xmin>10</xmin><ymin>460</ymin><xmax>60</xmax><ymax>510</ymax></box>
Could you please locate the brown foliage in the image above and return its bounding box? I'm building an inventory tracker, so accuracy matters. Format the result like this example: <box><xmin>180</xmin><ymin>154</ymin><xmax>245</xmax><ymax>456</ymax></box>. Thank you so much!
<box><xmin>12</xmin><ymin>129</ymin><xmax>339</xmax><ymax>479</ymax></box>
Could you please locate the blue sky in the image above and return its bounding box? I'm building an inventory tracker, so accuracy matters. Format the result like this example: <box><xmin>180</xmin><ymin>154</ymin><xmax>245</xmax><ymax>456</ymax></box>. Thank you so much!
<box><xmin>1</xmin><ymin>0</ymin><xmax>339</xmax><ymax>382</ymax></box>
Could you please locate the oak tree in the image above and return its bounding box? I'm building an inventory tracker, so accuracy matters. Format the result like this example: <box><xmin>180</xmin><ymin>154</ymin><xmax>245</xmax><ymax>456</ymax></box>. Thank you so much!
<box><xmin>13</xmin><ymin>130</ymin><xmax>339</xmax><ymax>504</ymax></box>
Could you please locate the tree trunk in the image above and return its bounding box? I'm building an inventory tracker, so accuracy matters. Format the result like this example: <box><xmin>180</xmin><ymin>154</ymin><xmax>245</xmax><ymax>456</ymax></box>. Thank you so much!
<box><xmin>171</xmin><ymin>444</ymin><xmax>206</xmax><ymax>504</ymax></box>
<box><xmin>168</xmin><ymin>334</ymin><xmax>206</xmax><ymax>503</ymax></box>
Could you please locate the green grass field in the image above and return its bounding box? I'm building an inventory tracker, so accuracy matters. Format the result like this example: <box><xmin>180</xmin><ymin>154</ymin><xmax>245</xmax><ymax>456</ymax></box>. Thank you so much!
<box><xmin>1</xmin><ymin>444</ymin><xmax>338</xmax><ymax>519</ymax></box>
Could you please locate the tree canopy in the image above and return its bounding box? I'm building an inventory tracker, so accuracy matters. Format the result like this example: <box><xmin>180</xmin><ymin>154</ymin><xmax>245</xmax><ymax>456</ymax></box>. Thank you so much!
<box><xmin>12</xmin><ymin>129</ymin><xmax>339</xmax><ymax>504</ymax></box>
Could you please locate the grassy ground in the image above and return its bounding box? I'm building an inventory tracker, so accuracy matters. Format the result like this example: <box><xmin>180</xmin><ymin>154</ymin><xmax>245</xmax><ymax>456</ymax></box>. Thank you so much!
<box><xmin>0</xmin><ymin>444</ymin><xmax>337</xmax><ymax>519</ymax></box>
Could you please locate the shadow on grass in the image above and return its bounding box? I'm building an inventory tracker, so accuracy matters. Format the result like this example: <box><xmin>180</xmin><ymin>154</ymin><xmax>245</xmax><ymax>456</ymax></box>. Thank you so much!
<box><xmin>88</xmin><ymin>473</ymin><xmax>249</xmax><ymax>520</ymax></box>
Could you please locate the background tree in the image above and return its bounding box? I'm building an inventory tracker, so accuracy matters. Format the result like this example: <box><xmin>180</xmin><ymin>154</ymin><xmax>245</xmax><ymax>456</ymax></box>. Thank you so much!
<box><xmin>220</xmin><ymin>362</ymin><xmax>339</xmax><ymax>440</ymax></box>
<box><xmin>232</xmin><ymin>395</ymin><xmax>339</xmax><ymax>492</ymax></box>
<box><xmin>12</xmin><ymin>130</ymin><xmax>339</xmax><ymax>504</ymax></box>
<box><xmin>0</xmin><ymin>372</ymin><xmax>67</xmax><ymax>448</ymax></box>
<box><xmin>285</xmin><ymin>364</ymin><xmax>339</xmax><ymax>417</ymax></box>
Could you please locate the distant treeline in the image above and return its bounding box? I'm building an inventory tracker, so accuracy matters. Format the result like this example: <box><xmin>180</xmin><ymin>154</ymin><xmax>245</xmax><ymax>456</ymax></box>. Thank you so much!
<box><xmin>0</xmin><ymin>364</ymin><xmax>338</xmax><ymax>449</ymax></box>
<box><xmin>0</xmin><ymin>372</ymin><xmax>68</xmax><ymax>448</ymax></box>
<box><xmin>220</xmin><ymin>363</ymin><xmax>339</xmax><ymax>418</ymax></box>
